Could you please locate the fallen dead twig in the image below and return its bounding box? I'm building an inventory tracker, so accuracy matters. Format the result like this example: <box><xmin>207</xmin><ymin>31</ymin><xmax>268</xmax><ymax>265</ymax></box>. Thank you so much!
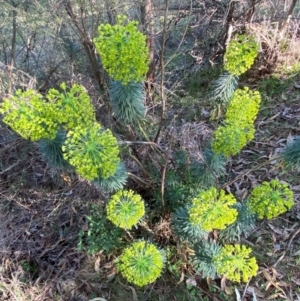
<box><xmin>273</xmin><ymin>227</ymin><xmax>300</xmax><ymax>268</ymax></box>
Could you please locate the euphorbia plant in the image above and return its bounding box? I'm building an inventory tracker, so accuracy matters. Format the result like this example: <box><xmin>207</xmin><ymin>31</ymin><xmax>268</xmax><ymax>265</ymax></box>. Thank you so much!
<box><xmin>1</xmin><ymin>27</ymin><xmax>298</xmax><ymax>290</ymax></box>
<box><xmin>210</xmin><ymin>34</ymin><xmax>259</xmax><ymax>105</ymax></box>
<box><xmin>0</xmin><ymin>83</ymin><xmax>126</xmax><ymax>190</ymax></box>
<box><xmin>94</xmin><ymin>15</ymin><xmax>149</xmax><ymax>125</ymax></box>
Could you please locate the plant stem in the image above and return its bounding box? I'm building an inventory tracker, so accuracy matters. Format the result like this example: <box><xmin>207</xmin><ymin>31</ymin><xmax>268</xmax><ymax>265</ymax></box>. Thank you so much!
<box><xmin>128</xmin><ymin>172</ymin><xmax>152</xmax><ymax>186</ymax></box>
<box><xmin>124</xmin><ymin>229</ymin><xmax>134</xmax><ymax>240</ymax></box>
<box><xmin>160</xmin><ymin>0</ymin><xmax>168</xmax><ymax>120</ymax></box>
<box><xmin>154</xmin><ymin>0</ymin><xmax>169</xmax><ymax>143</ymax></box>
<box><xmin>161</xmin><ymin>135</ymin><xmax>174</xmax><ymax>211</ymax></box>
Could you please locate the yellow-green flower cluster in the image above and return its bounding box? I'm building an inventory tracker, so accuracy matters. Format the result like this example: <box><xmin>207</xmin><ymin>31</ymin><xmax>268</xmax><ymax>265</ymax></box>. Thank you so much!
<box><xmin>62</xmin><ymin>123</ymin><xmax>120</xmax><ymax>180</ymax></box>
<box><xmin>189</xmin><ymin>187</ymin><xmax>238</xmax><ymax>231</ymax></box>
<box><xmin>0</xmin><ymin>83</ymin><xmax>122</xmax><ymax>182</ymax></box>
<box><xmin>225</xmin><ymin>88</ymin><xmax>261</xmax><ymax>126</ymax></box>
<box><xmin>212</xmin><ymin>88</ymin><xmax>261</xmax><ymax>157</ymax></box>
<box><xmin>212</xmin><ymin>124</ymin><xmax>255</xmax><ymax>158</ymax></box>
<box><xmin>213</xmin><ymin>244</ymin><xmax>258</xmax><ymax>282</ymax></box>
<box><xmin>224</xmin><ymin>34</ymin><xmax>259</xmax><ymax>76</ymax></box>
<box><xmin>248</xmin><ymin>179</ymin><xmax>294</xmax><ymax>219</ymax></box>
<box><xmin>0</xmin><ymin>89</ymin><xmax>59</xmax><ymax>141</ymax></box>
<box><xmin>116</xmin><ymin>241</ymin><xmax>164</xmax><ymax>286</ymax></box>
<box><xmin>107</xmin><ymin>190</ymin><xmax>145</xmax><ymax>229</ymax></box>
<box><xmin>46</xmin><ymin>82</ymin><xmax>96</xmax><ymax>130</ymax></box>
<box><xmin>94</xmin><ymin>15</ymin><xmax>149</xmax><ymax>85</ymax></box>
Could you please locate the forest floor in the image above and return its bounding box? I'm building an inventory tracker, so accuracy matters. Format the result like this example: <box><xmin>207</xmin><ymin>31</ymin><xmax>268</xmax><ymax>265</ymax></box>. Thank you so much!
<box><xmin>1</xmin><ymin>44</ymin><xmax>300</xmax><ymax>301</ymax></box>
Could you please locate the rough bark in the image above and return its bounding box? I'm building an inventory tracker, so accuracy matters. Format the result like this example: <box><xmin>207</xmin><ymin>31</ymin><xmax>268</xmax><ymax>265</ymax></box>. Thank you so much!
<box><xmin>141</xmin><ymin>0</ymin><xmax>156</xmax><ymax>85</ymax></box>
<box><xmin>279</xmin><ymin>0</ymin><xmax>298</xmax><ymax>33</ymax></box>
<box><xmin>63</xmin><ymin>0</ymin><xmax>106</xmax><ymax>93</ymax></box>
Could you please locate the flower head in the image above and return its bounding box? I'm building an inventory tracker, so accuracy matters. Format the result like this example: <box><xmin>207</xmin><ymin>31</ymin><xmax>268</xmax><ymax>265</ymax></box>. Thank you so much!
<box><xmin>116</xmin><ymin>241</ymin><xmax>164</xmax><ymax>286</ymax></box>
<box><xmin>212</xmin><ymin>88</ymin><xmax>261</xmax><ymax>157</ymax></box>
<box><xmin>225</xmin><ymin>88</ymin><xmax>261</xmax><ymax>126</ymax></box>
<box><xmin>107</xmin><ymin>190</ymin><xmax>145</xmax><ymax>229</ymax></box>
<box><xmin>46</xmin><ymin>82</ymin><xmax>96</xmax><ymax>130</ymax></box>
<box><xmin>0</xmin><ymin>89</ymin><xmax>58</xmax><ymax>141</ymax></box>
<box><xmin>212</xmin><ymin>124</ymin><xmax>255</xmax><ymax>157</ymax></box>
<box><xmin>224</xmin><ymin>34</ymin><xmax>258</xmax><ymax>76</ymax></box>
<box><xmin>189</xmin><ymin>187</ymin><xmax>238</xmax><ymax>231</ymax></box>
<box><xmin>94</xmin><ymin>15</ymin><xmax>149</xmax><ymax>84</ymax></box>
<box><xmin>248</xmin><ymin>179</ymin><xmax>294</xmax><ymax>219</ymax></box>
<box><xmin>213</xmin><ymin>244</ymin><xmax>258</xmax><ymax>282</ymax></box>
<box><xmin>62</xmin><ymin>123</ymin><xmax>120</xmax><ymax>180</ymax></box>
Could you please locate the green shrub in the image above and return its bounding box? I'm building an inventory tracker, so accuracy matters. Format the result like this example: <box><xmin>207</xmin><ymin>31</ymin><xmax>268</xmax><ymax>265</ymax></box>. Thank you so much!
<box><xmin>78</xmin><ymin>205</ymin><xmax>126</xmax><ymax>254</ymax></box>
<box><xmin>1</xmin><ymin>29</ymin><xmax>297</xmax><ymax>289</ymax></box>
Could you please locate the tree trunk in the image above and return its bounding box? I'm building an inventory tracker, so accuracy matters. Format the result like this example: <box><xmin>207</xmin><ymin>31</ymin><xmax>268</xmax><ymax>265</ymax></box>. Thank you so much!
<box><xmin>279</xmin><ymin>0</ymin><xmax>298</xmax><ymax>34</ymax></box>
<box><xmin>141</xmin><ymin>0</ymin><xmax>155</xmax><ymax>85</ymax></box>
<box><xmin>224</xmin><ymin>0</ymin><xmax>236</xmax><ymax>48</ymax></box>
<box><xmin>63</xmin><ymin>0</ymin><xmax>106</xmax><ymax>93</ymax></box>
<box><xmin>245</xmin><ymin>0</ymin><xmax>256</xmax><ymax>23</ymax></box>
<box><xmin>7</xmin><ymin>0</ymin><xmax>18</xmax><ymax>93</ymax></box>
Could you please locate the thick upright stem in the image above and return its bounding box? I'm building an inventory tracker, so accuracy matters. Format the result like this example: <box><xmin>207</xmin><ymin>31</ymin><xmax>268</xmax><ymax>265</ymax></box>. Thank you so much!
<box><xmin>10</xmin><ymin>2</ymin><xmax>17</xmax><ymax>68</ymax></box>
<box><xmin>160</xmin><ymin>0</ymin><xmax>169</xmax><ymax>120</ymax></box>
<box><xmin>154</xmin><ymin>0</ymin><xmax>169</xmax><ymax>143</ymax></box>
<box><xmin>244</xmin><ymin>0</ymin><xmax>256</xmax><ymax>23</ymax></box>
<box><xmin>63</xmin><ymin>0</ymin><xmax>106</xmax><ymax>93</ymax></box>
<box><xmin>8</xmin><ymin>0</ymin><xmax>18</xmax><ymax>93</ymax></box>
<box><xmin>143</xmin><ymin>0</ymin><xmax>155</xmax><ymax>84</ymax></box>
<box><xmin>223</xmin><ymin>0</ymin><xmax>236</xmax><ymax>50</ymax></box>
<box><xmin>105</xmin><ymin>0</ymin><xmax>116</xmax><ymax>24</ymax></box>
<box><xmin>279</xmin><ymin>0</ymin><xmax>298</xmax><ymax>34</ymax></box>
